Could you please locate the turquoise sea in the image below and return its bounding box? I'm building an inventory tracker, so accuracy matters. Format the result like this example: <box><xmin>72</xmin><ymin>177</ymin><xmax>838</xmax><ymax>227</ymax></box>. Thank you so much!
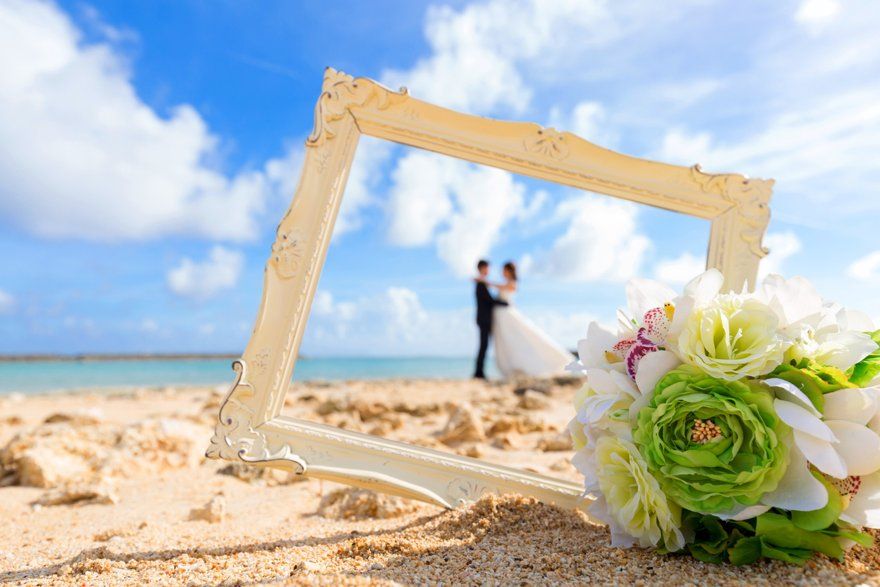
<box><xmin>0</xmin><ymin>357</ymin><xmax>495</xmax><ymax>395</ymax></box>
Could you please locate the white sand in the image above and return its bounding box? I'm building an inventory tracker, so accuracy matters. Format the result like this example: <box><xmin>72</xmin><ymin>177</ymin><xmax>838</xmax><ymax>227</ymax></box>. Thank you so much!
<box><xmin>0</xmin><ymin>379</ymin><xmax>877</xmax><ymax>585</ymax></box>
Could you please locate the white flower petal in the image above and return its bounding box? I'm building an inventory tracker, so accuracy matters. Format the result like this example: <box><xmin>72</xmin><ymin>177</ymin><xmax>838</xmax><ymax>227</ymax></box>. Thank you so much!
<box><xmin>586</xmin><ymin>369</ymin><xmax>618</xmax><ymax>396</ymax></box>
<box><xmin>766</xmin><ymin>378</ymin><xmax>821</xmax><ymax>417</ymax></box>
<box><xmin>844</xmin><ymin>471</ymin><xmax>880</xmax><ymax>529</ymax></box>
<box><xmin>826</xmin><ymin>420</ymin><xmax>880</xmax><ymax>476</ymax></box>
<box><xmin>626</xmin><ymin>278</ymin><xmax>676</xmax><ymax>323</ymax></box>
<box><xmin>843</xmin><ymin>309</ymin><xmax>876</xmax><ymax>332</ymax></box>
<box><xmin>634</xmin><ymin>350</ymin><xmax>681</xmax><ymax>396</ymax></box>
<box><xmin>824</xmin><ymin>388</ymin><xmax>877</xmax><ymax>425</ymax></box>
<box><xmin>571</xmin><ymin>449</ymin><xmax>594</xmax><ymax>480</ymax></box>
<box><xmin>583</xmin><ymin>322</ymin><xmax>619</xmax><ymax>368</ymax></box>
<box><xmin>627</xmin><ymin>392</ymin><xmax>652</xmax><ymax>426</ymax></box>
<box><xmin>684</xmin><ymin>269</ymin><xmax>724</xmax><ymax>305</ymax></box>
<box><xmin>760</xmin><ymin>445</ymin><xmax>829</xmax><ymax>511</ymax></box>
<box><xmin>794</xmin><ymin>430</ymin><xmax>847</xmax><ymax>479</ymax></box>
<box><xmin>822</xmin><ymin>331</ymin><xmax>878</xmax><ymax>371</ymax></box>
<box><xmin>775</xmin><ymin>399</ymin><xmax>835</xmax><ymax>441</ymax></box>
<box><xmin>714</xmin><ymin>504</ymin><xmax>772</xmax><ymax>521</ymax></box>
<box><xmin>759</xmin><ymin>274</ymin><xmax>823</xmax><ymax>327</ymax></box>
<box><xmin>609</xmin><ymin>369</ymin><xmax>640</xmax><ymax>400</ymax></box>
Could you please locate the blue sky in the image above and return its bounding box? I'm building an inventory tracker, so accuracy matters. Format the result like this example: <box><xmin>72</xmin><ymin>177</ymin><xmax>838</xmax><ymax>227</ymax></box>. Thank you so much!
<box><xmin>1</xmin><ymin>0</ymin><xmax>879</xmax><ymax>356</ymax></box>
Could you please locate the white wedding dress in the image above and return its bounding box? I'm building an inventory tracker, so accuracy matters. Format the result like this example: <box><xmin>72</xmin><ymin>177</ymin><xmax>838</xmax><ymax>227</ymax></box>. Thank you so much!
<box><xmin>493</xmin><ymin>289</ymin><xmax>573</xmax><ymax>378</ymax></box>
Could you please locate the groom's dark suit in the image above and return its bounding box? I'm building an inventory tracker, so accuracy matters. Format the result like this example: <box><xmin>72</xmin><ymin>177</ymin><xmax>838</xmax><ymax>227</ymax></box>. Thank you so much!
<box><xmin>474</xmin><ymin>281</ymin><xmax>507</xmax><ymax>379</ymax></box>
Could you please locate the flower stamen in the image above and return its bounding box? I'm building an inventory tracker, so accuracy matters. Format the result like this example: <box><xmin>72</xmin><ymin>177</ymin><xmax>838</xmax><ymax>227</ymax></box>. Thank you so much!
<box><xmin>691</xmin><ymin>419</ymin><xmax>723</xmax><ymax>444</ymax></box>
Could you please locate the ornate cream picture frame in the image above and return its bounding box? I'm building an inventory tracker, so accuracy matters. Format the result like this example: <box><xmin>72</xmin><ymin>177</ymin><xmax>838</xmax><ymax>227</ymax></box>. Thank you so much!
<box><xmin>206</xmin><ymin>68</ymin><xmax>774</xmax><ymax>510</ymax></box>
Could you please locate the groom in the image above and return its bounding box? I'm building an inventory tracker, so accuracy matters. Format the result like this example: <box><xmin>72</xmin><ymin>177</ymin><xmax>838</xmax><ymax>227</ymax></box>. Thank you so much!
<box><xmin>473</xmin><ymin>259</ymin><xmax>507</xmax><ymax>380</ymax></box>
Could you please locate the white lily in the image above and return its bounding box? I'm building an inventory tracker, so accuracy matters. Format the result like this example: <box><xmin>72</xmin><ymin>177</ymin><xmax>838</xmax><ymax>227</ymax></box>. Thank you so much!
<box><xmin>759</xmin><ymin>274</ymin><xmax>877</xmax><ymax>371</ymax></box>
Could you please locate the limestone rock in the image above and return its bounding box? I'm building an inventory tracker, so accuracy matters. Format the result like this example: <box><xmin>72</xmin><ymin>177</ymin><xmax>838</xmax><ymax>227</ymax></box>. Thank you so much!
<box><xmin>189</xmin><ymin>496</ymin><xmax>226</xmax><ymax>523</ymax></box>
<box><xmin>112</xmin><ymin>417</ymin><xmax>206</xmax><ymax>472</ymax></box>
<box><xmin>17</xmin><ymin>447</ymin><xmax>94</xmax><ymax>488</ymax></box>
<box><xmin>35</xmin><ymin>479</ymin><xmax>118</xmax><ymax>506</ymax></box>
<box><xmin>438</xmin><ymin>405</ymin><xmax>485</xmax><ymax>445</ymax></box>
<box><xmin>537</xmin><ymin>433</ymin><xmax>573</xmax><ymax>452</ymax></box>
<box><xmin>0</xmin><ymin>423</ymin><xmax>115</xmax><ymax>488</ymax></box>
<box><xmin>517</xmin><ymin>390</ymin><xmax>550</xmax><ymax>411</ymax></box>
<box><xmin>317</xmin><ymin>488</ymin><xmax>422</xmax><ymax>520</ymax></box>
<box><xmin>487</xmin><ymin>415</ymin><xmax>549</xmax><ymax>436</ymax></box>
<box><xmin>43</xmin><ymin>408</ymin><xmax>104</xmax><ymax>426</ymax></box>
<box><xmin>217</xmin><ymin>462</ymin><xmax>306</xmax><ymax>486</ymax></box>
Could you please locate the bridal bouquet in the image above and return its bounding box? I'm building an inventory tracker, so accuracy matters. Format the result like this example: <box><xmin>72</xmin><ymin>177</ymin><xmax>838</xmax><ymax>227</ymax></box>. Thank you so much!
<box><xmin>568</xmin><ymin>270</ymin><xmax>880</xmax><ymax>565</ymax></box>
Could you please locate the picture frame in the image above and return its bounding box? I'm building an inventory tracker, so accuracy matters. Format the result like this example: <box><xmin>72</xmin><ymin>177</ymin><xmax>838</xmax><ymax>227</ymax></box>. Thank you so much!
<box><xmin>206</xmin><ymin>68</ymin><xmax>774</xmax><ymax>510</ymax></box>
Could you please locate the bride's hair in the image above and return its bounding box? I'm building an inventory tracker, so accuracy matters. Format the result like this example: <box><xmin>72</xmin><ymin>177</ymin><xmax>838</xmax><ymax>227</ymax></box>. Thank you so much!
<box><xmin>503</xmin><ymin>261</ymin><xmax>517</xmax><ymax>281</ymax></box>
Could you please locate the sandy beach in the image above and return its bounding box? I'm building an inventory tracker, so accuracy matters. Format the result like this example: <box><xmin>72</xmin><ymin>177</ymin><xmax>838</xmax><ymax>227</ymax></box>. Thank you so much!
<box><xmin>2</xmin><ymin>378</ymin><xmax>879</xmax><ymax>586</ymax></box>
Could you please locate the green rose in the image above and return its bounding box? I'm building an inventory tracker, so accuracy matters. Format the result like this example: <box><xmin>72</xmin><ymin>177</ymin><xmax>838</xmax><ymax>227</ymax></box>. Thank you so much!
<box><xmin>633</xmin><ymin>366</ymin><xmax>789</xmax><ymax>514</ymax></box>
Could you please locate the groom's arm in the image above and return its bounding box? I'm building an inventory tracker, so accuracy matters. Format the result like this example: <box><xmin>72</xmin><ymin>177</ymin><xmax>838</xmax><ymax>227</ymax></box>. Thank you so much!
<box><xmin>492</xmin><ymin>296</ymin><xmax>508</xmax><ymax>307</ymax></box>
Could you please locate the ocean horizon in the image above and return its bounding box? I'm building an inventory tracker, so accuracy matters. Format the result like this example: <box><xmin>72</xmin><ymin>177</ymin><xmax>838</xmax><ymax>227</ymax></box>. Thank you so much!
<box><xmin>0</xmin><ymin>356</ymin><xmax>498</xmax><ymax>395</ymax></box>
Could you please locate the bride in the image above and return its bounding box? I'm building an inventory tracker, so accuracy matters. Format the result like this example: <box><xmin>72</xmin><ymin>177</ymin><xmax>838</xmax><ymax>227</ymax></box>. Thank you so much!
<box><xmin>482</xmin><ymin>261</ymin><xmax>573</xmax><ymax>378</ymax></box>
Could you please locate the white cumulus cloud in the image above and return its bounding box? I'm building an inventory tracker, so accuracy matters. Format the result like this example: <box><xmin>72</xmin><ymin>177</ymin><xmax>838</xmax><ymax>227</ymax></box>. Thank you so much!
<box><xmin>166</xmin><ymin>246</ymin><xmax>244</xmax><ymax>301</ymax></box>
<box><xmin>380</xmin><ymin>0</ymin><xmax>620</xmax><ymax>115</ymax></box>
<box><xmin>0</xmin><ymin>0</ymin><xmax>295</xmax><ymax>242</ymax></box>
<box><xmin>759</xmin><ymin>232</ymin><xmax>802</xmax><ymax>280</ymax></box>
<box><xmin>654</xmin><ymin>252</ymin><xmax>706</xmax><ymax>286</ymax></box>
<box><xmin>0</xmin><ymin>289</ymin><xmax>15</xmax><ymax>314</ymax></box>
<box><xmin>534</xmin><ymin>194</ymin><xmax>651</xmax><ymax>282</ymax></box>
<box><xmin>848</xmin><ymin>250</ymin><xmax>880</xmax><ymax>283</ymax></box>
<box><xmin>795</xmin><ymin>0</ymin><xmax>841</xmax><ymax>27</ymax></box>
<box><xmin>386</xmin><ymin>151</ymin><xmax>530</xmax><ymax>276</ymax></box>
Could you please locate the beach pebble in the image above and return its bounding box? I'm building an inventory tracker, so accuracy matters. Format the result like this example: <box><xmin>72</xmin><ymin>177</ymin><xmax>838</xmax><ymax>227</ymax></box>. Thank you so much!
<box><xmin>189</xmin><ymin>496</ymin><xmax>226</xmax><ymax>523</ymax></box>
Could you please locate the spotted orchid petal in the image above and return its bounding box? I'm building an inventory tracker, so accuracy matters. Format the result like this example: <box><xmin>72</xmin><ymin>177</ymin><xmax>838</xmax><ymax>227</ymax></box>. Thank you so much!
<box><xmin>842</xmin><ymin>471</ymin><xmax>880</xmax><ymax>528</ymax></box>
<box><xmin>826</xmin><ymin>420</ymin><xmax>880</xmax><ymax>477</ymax></box>
<box><xmin>626</xmin><ymin>278</ymin><xmax>676</xmax><ymax>326</ymax></box>
<box><xmin>624</xmin><ymin>337</ymin><xmax>657</xmax><ymax>380</ymax></box>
